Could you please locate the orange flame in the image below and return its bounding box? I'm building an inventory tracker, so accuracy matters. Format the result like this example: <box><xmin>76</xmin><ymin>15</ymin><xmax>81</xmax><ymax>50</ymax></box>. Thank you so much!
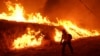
<box><xmin>0</xmin><ymin>1</ymin><xmax>52</xmax><ymax>24</ymax></box>
<box><xmin>0</xmin><ymin>1</ymin><xmax>25</xmax><ymax>21</ymax></box>
<box><xmin>54</xmin><ymin>28</ymin><xmax>62</xmax><ymax>42</ymax></box>
<box><xmin>0</xmin><ymin>1</ymin><xmax>99</xmax><ymax>49</ymax></box>
<box><xmin>57</xmin><ymin>20</ymin><xmax>100</xmax><ymax>39</ymax></box>
<box><xmin>12</xmin><ymin>27</ymin><xmax>44</xmax><ymax>49</ymax></box>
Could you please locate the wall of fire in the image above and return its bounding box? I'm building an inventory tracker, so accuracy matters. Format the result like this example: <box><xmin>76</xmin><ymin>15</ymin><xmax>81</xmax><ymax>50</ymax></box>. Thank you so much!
<box><xmin>0</xmin><ymin>20</ymin><xmax>58</xmax><ymax>51</ymax></box>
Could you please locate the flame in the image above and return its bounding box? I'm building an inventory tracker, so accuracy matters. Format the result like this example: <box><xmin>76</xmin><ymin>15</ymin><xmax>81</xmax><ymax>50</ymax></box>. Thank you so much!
<box><xmin>0</xmin><ymin>1</ymin><xmax>52</xmax><ymax>24</ymax></box>
<box><xmin>57</xmin><ymin>20</ymin><xmax>100</xmax><ymax>39</ymax></box>
<box><xmin>0</xmin><ymin>1</ymin><xmax>25</xmax><ymax>21</ymax></box>
<box><xmin>0</xmin><ymin>1</ymin><xmax>100</xmax><ymax>49</ymax></box>
<box><xmin>54</xmin><ymin>28</ymin><xmax>62</xmax><ymax>42</ymax></box>
<box><xmin>12</xmin><ymin>27</ymin><xmax>44</xmax><ymax>49</ymax></box>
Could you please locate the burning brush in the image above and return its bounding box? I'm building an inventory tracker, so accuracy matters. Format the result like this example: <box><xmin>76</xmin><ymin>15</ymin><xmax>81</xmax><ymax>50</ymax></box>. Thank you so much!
<box><xmin>0</xmin><ymin>1</ymin><xmax>99</xmax><ymax>50</ymax></box>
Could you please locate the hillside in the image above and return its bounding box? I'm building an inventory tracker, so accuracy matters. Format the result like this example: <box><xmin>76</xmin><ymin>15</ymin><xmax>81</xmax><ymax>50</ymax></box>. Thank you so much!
<box><xmin>0</xmin><ymin>20</ymin><xmax>100</xmax><ymax>56</ymax></box>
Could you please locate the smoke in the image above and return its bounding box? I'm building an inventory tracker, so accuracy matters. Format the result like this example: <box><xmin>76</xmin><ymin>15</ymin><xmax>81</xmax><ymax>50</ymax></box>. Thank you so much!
<box><xmin>42</xmin><ymin>0</ymin><xmax>100</xmax><ymax>30</ymax></box>
<box><xmin>19</xmin><ymin>0</ymin><xmax>47</xmax><ymax>13</ymax></box>
<box><xmin>43</xmin><ymin>0</ymin><xmax>60</xmax><ymax>14</ymax></box>
<box><xmin>0</xmin><ymin>0</ymin><xmax>47</xmax><ymax>13</ymax></box>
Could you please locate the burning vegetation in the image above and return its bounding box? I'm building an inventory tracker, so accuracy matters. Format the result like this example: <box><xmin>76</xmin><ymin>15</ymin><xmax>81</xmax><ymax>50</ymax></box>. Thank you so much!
<box><xmin>12</xmin><ymin>27</ymin><xmax>44</xmax><ymax>49</ymax></box>
<box><xmin>0</xmin><ymin>1</ymin><xmax>100</xmax><ymax>50</ymax></box>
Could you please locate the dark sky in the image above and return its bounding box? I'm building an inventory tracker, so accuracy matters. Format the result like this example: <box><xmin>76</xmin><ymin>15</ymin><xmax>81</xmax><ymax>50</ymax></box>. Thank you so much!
<box><xmin>0</xmin><ymin>0</ymin><xmax>100</xmax><ymax>30</ymax></box>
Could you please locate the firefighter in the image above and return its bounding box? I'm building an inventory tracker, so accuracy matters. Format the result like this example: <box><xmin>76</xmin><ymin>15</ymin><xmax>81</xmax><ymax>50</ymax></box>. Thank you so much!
<box><xmin>61</xmin><ymin>29</ymin><xmax>73</xmax><ymax>56</ymax></box>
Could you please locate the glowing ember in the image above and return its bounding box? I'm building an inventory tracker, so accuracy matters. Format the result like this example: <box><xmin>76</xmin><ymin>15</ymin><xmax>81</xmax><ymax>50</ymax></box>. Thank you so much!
<box><xmin>0</xmin><ymin>1</ymin><xmax>100</xmax><ymax>49</ymax></box>
<box><xmin>12</xmin><ymin>27</ymin><xmax>44</xmax><ymax>49</ymax></box>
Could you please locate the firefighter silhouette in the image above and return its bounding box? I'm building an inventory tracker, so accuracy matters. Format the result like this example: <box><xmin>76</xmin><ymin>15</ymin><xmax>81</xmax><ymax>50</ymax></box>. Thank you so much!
<box><xmin>61</xmin><ymin>29</ymin><xmax>73</xmax><ymax>56</ymax></box>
